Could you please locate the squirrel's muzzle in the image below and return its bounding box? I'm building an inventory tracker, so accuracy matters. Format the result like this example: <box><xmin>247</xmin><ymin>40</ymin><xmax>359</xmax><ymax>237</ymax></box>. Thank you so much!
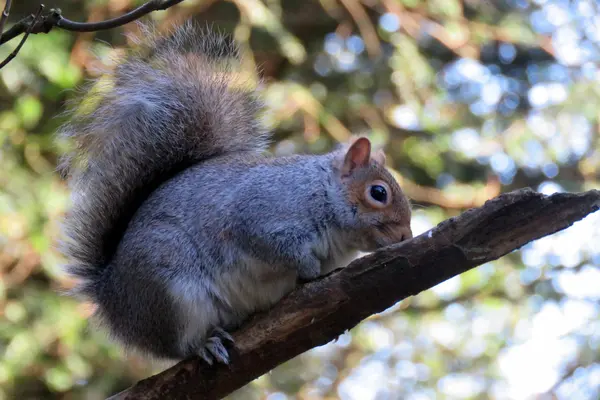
<box><xmin>370</xmin><ymin>223</ymin><xmax>413</xmax><ymax>250</ymax></box>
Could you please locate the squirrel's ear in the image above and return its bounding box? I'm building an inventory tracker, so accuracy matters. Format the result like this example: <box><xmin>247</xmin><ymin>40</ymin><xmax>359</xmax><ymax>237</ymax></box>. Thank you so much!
<box><xmin>342</xmin><ymin>137</ymin><xmax>371</xmax><ymax>175</ymax></box>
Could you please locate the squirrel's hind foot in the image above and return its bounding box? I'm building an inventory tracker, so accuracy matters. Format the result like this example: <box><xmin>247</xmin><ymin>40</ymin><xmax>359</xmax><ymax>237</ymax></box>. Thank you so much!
<box><xmin>196</xmin><ymin>327</ymin><xmax>235</xmax><ymax>365</ymax></box>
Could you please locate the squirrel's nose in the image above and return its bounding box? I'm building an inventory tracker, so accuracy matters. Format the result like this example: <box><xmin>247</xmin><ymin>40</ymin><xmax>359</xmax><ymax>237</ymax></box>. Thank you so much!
<box><xmin>373</xmin><ymin>224</ymin><xmax>413</xmax><ymax>248</ymax></box>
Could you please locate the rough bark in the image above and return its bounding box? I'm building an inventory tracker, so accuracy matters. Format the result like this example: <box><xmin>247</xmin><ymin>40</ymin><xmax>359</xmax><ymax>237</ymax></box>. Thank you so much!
<box><xmin>109</xmin><ymin>188</ymin><xmax>600</xmax><ymax>400</ymax></box>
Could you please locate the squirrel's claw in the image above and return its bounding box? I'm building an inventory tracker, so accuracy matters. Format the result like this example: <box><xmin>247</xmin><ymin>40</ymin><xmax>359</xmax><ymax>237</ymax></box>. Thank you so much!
<box><xmin>197</xmin><ymin>327</ymin><xmax>234</xmax><ymax>365</ymax></box>
<box><xmin>206</xmin><ymin>336</ymin><xmax>230</xmax><ymax>364</ymax></box>
<box><xmin>198</xmin><ymin>347</ymin><xmax>215</xmax><ymax>365</ymax></box>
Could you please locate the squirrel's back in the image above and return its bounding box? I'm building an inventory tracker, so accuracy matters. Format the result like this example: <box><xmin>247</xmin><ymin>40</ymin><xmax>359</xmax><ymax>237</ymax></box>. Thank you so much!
<box><xmin>58</xmin><ymin>22</ymin><xmax>269</xmax><ymax>298</ymax></box>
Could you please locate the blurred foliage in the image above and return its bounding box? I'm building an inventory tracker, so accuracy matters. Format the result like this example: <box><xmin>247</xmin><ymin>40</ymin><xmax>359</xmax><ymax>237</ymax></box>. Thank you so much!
<box><xmin>0</xmin><ymin>0</ymin><xmax>599</xmax><ymax>399</ymax></box>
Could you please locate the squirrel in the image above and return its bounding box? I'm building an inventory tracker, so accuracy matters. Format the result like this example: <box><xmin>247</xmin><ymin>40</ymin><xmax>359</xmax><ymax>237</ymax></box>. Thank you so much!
<box><xmin>57</xmin><ymin>21</ymin><xmax>413</xmax><ymax>365</ymax></box>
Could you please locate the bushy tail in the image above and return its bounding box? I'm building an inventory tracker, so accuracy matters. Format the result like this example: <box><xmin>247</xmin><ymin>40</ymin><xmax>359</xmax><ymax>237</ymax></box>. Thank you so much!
<box><xmin>58</xmin><ymin>21</ymin><xmax>269</xmax><ymax>297</ymax></box>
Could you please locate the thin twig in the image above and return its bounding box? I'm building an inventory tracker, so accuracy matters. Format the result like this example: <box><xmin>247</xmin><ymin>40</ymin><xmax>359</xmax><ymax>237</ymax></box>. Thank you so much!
<box><xmin>338</xmin><ymin>0</ymin><xmax>381</xmax><ymax>59</ymax></box>
<box><xmin>1</xmin><ymin>8</ymin><xmax>61</xmax><ymax>45</ymax></box>
<box><xmin>0</xmin><ymin>4</ymin><xmax>44</xmax><ymax>69</ymax></box>
<box><xmin>0</xmin><ymin>0</ymin><xmax>12</xmax><ymax>38</ymax></box>
<box><xmin>0</xmin><ymin>0</ymin><xmax>184</xmax><ymax>46</ymax></box>
<box><xmin>56</xmin><ymin>0</ymin><xmax>183</xmax><ymax>32</ymax></box>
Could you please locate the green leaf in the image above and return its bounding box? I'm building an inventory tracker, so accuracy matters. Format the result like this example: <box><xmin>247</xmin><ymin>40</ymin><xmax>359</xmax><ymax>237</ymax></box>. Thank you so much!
<box><xmin>15</xmin><ymin>95</ymin><xmax>43</xmax><ymax>129</ymax></box>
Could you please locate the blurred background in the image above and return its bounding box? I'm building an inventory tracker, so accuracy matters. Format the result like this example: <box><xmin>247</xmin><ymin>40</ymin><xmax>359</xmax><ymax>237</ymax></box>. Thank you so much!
<box><xmin>0</xmin><ymin>0</ymin><xmax>599</xmax><ymax>399</ymax></box>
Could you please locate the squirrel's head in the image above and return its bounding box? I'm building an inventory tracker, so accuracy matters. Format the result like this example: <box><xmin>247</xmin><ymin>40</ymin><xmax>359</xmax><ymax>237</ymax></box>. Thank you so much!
<box><xmin>333</xmin><ymin>137</ymin><xmax>413</xmax><ymax>252</ymax></box>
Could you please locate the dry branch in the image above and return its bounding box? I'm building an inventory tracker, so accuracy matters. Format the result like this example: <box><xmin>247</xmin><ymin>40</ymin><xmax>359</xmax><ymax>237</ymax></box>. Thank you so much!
<box><xmin>0</xmin><ymin>0</ymin><xmax>184</xmax><ymax>46</ymax></box>
<box><xmin>0</xmin><ymin>4</ymin><xmax>43</xmax><ymax>69</ymax></box>
<box><xmin>109</xmin><ymin>188</ymin><xmax>599</xmax><ymax>400</ymax></box>
<box><xmin>0</xmin><ymin>0</ymin><xmax>12</xmax><ymax>40</ymax></box>
<box><xmin>0</xmin><ymin>0</ymin><xmax>184</xmax><ymax>68</ymax></box>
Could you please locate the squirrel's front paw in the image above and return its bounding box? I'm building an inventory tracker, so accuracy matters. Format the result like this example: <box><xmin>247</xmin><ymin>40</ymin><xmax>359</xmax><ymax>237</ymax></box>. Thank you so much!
<box><xmin>196</xmin><ymin>327</ymin><xmax>235</xmax><ymax>365</ymax></box>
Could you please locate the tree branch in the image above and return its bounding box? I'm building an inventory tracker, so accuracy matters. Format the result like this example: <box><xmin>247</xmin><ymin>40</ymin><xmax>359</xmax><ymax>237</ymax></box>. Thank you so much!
<box><xmin>0</xmin><ymin>0</ymin><xmax>12</xmax><ymax>40</ymax></box>
<box><xmin>57</xmin><ymin>0</ymin><xmax>183</xmax><ymax>32</ymax></box>
<box><xmin>109</xmin><ymin>188</ymin><xmax>599</xmax><ymax>400</ymax></box>
<box><xmin>0</xmin><ymin>4</ymin><xmax>43</xmax><ymax>69</ymax></box>
<box><xmin>0</xmin><ymin>0</ymin><xmax>184</xmax><ymax>46</ymax></box>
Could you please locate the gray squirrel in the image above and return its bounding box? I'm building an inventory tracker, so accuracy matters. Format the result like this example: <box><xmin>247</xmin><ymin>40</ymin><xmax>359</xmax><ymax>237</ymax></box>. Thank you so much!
<box><xmin>58</xmin><ymin>22</ymin><xmax>413</xmax><ymax>365</ymax></box>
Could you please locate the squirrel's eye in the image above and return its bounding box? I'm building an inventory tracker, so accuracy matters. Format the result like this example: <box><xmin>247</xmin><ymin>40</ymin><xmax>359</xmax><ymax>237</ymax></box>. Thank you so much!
<box><xmin>369</xmin><ymin>185</ymin><xmax>387</xmax><ymax>203</ymax></box>
<box><xmin>364</xmin><ymin>180</ymin><xmax>392</xmax><ymax>208</ymax></box>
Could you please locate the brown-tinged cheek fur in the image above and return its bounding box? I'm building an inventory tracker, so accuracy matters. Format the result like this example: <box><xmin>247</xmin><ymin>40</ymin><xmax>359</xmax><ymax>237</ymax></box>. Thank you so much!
<box><xmin>344</xmin><ymin>177</ymin><xmax>367</xmax><ymax>208</ymax></box>
<box><xmin>388</xmin><ymin>196</ymin><xmax>413</xmax><ymax>242</ymax></box>
<box><xmin>368</xmin><ymin>192</ymin><xmax>413</xmax><ymax>248</ymax></box>
<box><xmin>342</xmin><ymin>177</ymin><xmax>393</xmax><ymax>249</ymax></box>
<box><xmin>342</xmin><ymin>162</ymin><xmax>413</xmax><ymax>249</ymax></box>
<box><xmin>340</xmin><ymin>177</ymin><xmax>374</xmax><ymax>247</ymax></box>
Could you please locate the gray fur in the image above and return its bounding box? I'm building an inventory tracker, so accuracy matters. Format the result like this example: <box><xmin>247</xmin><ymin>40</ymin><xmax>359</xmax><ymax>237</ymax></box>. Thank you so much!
<box><xmin>58</xmin><ymin>21</ymin><xmax>268</xmax><ymax>292</ymax></box>
<box><xmin>97</xmin><ymin>153</ymin><xmax>365</xmax><ymax>360</ymax></box>
<box><xmin>58</xmin><ymin>22</ymin><xmax>412</xmax><ymax>363</ymax></box>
